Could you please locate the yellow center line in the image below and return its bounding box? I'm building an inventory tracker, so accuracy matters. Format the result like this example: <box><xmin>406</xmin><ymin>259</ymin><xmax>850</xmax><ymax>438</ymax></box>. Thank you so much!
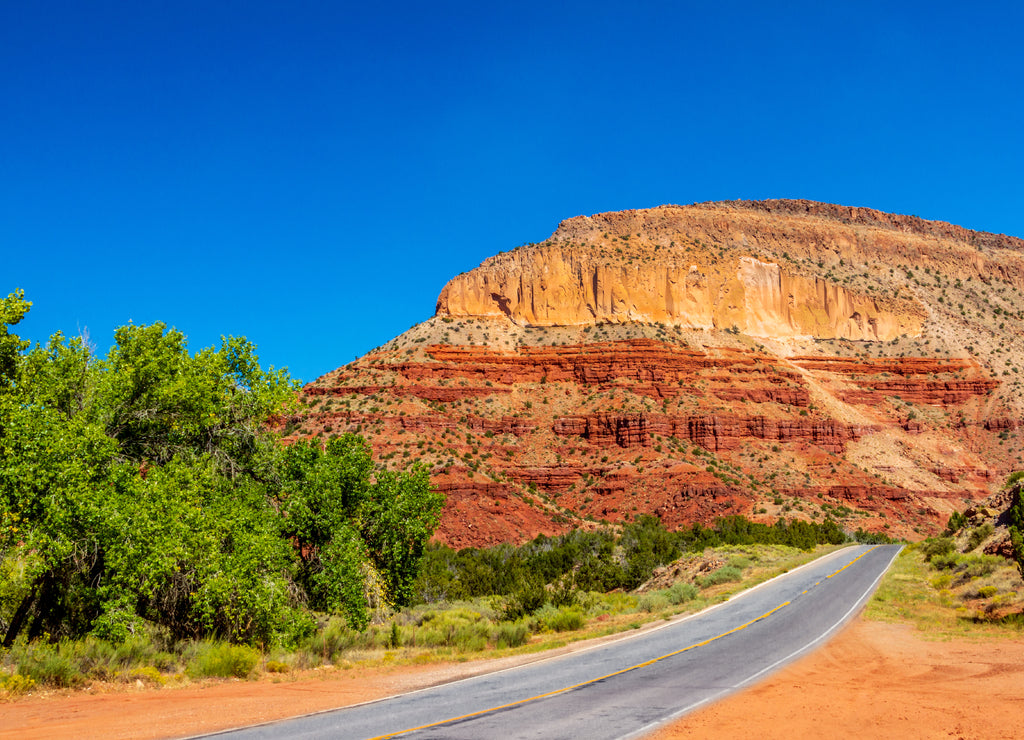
<box><xmin>826</xmin><ymin>545</ymin><xmax>877</xmax><ymax>578</ymax></box>
<box><xmin>369</xmin><ymin>603</ymin><xmax>788</xmax><ymax>740</ymax></box>
<box><xmin>370</xmin><ymin>545</ymin><xmax>878</xmax><ymax>739</ymax></box>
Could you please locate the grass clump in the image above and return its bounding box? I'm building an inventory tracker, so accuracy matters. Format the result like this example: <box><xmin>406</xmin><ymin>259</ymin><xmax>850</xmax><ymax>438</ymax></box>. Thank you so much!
<box><xmin>187</xmin><ymin>643</ymin><xmax>261</xmax><ymax>679</ymax></box>
<box><xmin>665</xmin><ymin>582</ymin><xmax>699</xmax><ymax>605</ymax></box>
<box><xmin>12</xmin><ymin>641</ymin><xmax>83</xmax><ymax>688</ymax></box>
<box><xmin>699</xmin><ymin>565</ymin><xmax>743</xmax><ymax>588</ymax></box>
<box><xmin>533</xmin><ymin>604</ymin><xmax>586</xmax><ymax>632</ymax></box>
<box><xmin>492</xmin><ymin>621</ymin><xmax>530</xmax><ymax>648</ymax></box>
<box><xmin>636</xmin><ymin>592</ymin><xmax>670</xmax><ymax>613</ymax></box>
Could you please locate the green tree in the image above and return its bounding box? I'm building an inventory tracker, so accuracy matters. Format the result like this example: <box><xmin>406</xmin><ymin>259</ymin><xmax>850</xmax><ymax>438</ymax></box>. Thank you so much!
<box><xmin>0</xmin><ymin>290</ymin><xmax>31</xmax><ymax>389</ymax></box>
<box><xmin>360</xmin><ymin>464</ymin><xmax>443</xmax><ymax>607</ymax></box>
<box><xmin>1008</xmin><ymin>473</ymin><xmax>1024</xmax><ymax>580</ymax></box>
<box><xmin>277</xmin><ymin>435</ymin><xmax>376</xmax><ymax>628</ymax></box>
<box><xmin>1</xmin><ymin>296</ymin><xmax>444</xmax><ymax>644</ymax></box>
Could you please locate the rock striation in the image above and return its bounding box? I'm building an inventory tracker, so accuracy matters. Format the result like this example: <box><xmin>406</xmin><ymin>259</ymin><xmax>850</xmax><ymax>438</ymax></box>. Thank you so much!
<box><xmin>437</xmin><ymin>249</ymin><xmax>923</xmax><ymax>341</ymax></box>
<box><xmin>288</xmin><ymin>199</ymin><xmax>1024</xmax><ymax>547</ymax></box>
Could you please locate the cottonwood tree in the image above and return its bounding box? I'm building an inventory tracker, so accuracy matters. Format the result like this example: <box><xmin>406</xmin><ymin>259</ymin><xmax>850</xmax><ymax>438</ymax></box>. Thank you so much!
<box><xmin>0</xmin><ymin>292</ymin><xmax>442</xmax><ymax>646</ymax></box>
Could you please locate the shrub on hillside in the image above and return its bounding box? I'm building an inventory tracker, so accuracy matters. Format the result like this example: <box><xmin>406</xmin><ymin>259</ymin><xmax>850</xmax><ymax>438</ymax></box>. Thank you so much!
<box><xmin>699</xmin><ymin>566</ymin><xmax>742</xmax><ymax>588</ymax></box>
<box><xmin>636</xmin><ymin>592</ymin><xmax>670</xmax><ymax>613</ymax></box>
<box><xmin>921</xmin><ymin>537</ymin><xmax>956</xmax><ymax>562</ymax></box>
<box><xmin>665</xmin><ymin>582</ymin><xmax>698</xmax><ymax>605</ymax></box>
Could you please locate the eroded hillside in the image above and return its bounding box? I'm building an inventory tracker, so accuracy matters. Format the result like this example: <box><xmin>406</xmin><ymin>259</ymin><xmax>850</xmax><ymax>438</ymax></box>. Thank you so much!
<box><xmin>280</xmin><ymin>200</ymin><xmax>1024</xmax><ymax>546</ymax></box>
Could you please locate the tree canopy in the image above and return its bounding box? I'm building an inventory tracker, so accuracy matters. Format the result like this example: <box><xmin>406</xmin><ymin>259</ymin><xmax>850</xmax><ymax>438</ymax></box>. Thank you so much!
<box><xmin>0</xmin><ymin>291</ymin><xmax>443</xmax><ymax>646</ymax></box>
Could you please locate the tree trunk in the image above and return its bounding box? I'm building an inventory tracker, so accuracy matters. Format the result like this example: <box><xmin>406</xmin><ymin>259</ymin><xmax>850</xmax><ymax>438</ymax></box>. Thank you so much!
<box><xmin>2</xmin><ymin>581</ymin><xmax>38</xmax><ymax>647</ymax></box>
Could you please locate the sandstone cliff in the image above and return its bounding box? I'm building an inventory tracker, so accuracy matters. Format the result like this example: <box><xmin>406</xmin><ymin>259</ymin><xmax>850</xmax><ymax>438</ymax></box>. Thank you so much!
<box><xmin>437</xmin><ymin>249</ymin><xmax>923</xmax><ymax>341</ymax></box>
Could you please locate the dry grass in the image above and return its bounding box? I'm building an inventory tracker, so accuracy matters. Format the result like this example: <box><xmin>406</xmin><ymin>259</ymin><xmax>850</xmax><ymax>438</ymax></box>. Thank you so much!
<box><xmin>865</xmin><ymin>545</ymin><xmax>1024</xmax><ymax>640</ymax></box>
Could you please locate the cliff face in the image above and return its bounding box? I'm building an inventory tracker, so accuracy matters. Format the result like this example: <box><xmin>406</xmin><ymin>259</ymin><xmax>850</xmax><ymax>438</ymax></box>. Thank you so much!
<box><xmin>286</xmin><ymin>200</ymin><xmax>1024</xmax><ymax>547</ymax></box>
<box><xmin>437</xmin><ymin>250</ymin><xmax>924</xmax><ymax>341</ymax></box>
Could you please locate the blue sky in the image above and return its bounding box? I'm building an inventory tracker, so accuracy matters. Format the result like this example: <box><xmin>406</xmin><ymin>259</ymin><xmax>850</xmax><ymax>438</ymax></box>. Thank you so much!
<box><xmin>3</xmin><ymin>1</ymin><xmax>1022</xmax><ymax>382</ymax></box>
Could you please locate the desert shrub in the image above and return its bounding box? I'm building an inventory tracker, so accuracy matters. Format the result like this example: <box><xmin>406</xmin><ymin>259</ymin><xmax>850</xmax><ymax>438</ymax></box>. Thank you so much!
<box><xmin>966</xmin><ymin>523</ymin><xmax>994</xmax><ymax>552</ymax></box>
<box><xmin>955</xmin><ymin>554</ymin><xmax>1001</xmax><ymax>580</ymax></box>
<box><xmin>726</xmin><ymin>555</ymin><xmax>752</xmax><ymax>570</ymax></box>
<box><xmin>535</xmin><ymin>606</ymin><xmax>585</xmax><ymax>632</ymax></box>
<box><xmin>387</xmin><ymin>621</ymin><xmax>401</xmax><ymax>649</ymax></box>
<box><xmin>187</xmin><ymin>643</ymin><xmax>261</xmax><ymax>679</ymax></box>
<box><xmin>111</xmin><ymin>635</ymin><xmax>162</xmax><ymax>668</ymax></box>
<box><xmin>124</xmin><ymin>666</ymin><xmax>165</xmax><ymax>685</ymax></box>
<box><xmin>699</xmin><ymin>566</ymin><xmax>742</xmax><ymax>588</ymax></box>
<box><xmin>13</xmin><ymin>641</ymin><xmax>83</xmax><ymax>688</ymax></box>
<box><xmin>299</xmin><ymin>618</ymin><xmax>362</xmax><ymax>664</ymax></box>
<box><xmin>0</xmin><ymin>671</ymin><xmax>36</xmax><ymax>696</ymax></box>
<box><xmin>265</xmin><ymin>660</ymin><xmax>290</xmax><ymax>673</ymax></box>
<box><xmin>944</xmin><ymin>510</ymin><xmax>966</xmax><ymax>534</ymax></box>
<box><xmin>491</xmin><ymin>621</ymin><xmax>530</xmax><ymax>648</ymax></box>
<box><xmin>62</xmin><ymin>636</ymin><xmax>116</xmax><ymax>680</ymax></box>
<box><xmin>549</xmin><ymin>579</ymin><xmax>577</xmax><ymax>608</ymax></box>
<box><xmin>414</xmin><ymin>609</ymin><xmax>490</xmax><ymax>651</ymax></box>
<box><xmin>665</xmin><ymin>582</ymin><xmax>698</xmax><ymax>605</ymax></box>
<box><xmin>929</xmin><ymin>552</ymin><xmax>960</xmax><ymax>571</ymax></box>
<box><xmin>921</xmin><ymin>537</ymin><xmax>956</xmax><ymax>562</ymax></box>
<box><xmin>501</xmin><ymin>580</ymin><xmax>547</xmax><ymax>620</ymax></box>
<box><xmin>636</xmin><ymin>592</ymin><xmax>670</xmax><ymax>613</ymax></box>
<box><xmin>968</xmin><ymin>585</ymin><xmax>1000</xmax><ymax>600</ymax></box>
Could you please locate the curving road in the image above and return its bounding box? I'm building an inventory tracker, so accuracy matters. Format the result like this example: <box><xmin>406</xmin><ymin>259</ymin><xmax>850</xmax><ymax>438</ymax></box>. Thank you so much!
<box><xmin>205</xmin><ymin>544</ymin><xmax>901</xmax><ymax>740</ymax></box>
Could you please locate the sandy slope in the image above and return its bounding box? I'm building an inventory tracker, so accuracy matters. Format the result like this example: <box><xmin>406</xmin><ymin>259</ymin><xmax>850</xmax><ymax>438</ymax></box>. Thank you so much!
<box><xmin>2</xmin><ymin>618</ymin><xmax>1022</xmax><ymax>739</ymax></box>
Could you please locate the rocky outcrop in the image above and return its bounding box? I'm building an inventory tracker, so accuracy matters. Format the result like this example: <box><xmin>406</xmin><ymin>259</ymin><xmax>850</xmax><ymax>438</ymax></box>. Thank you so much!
<box><xmin>552</xmin><ymin>413</ymin><xmax>868</xmax><ymax>453</ymax></box>
<box><xmin>286</xmin><ymin>199</ymin><xmax>1024</xmax><ymax>547</ymax></box>
<box><xmin>437</xmin><ymin>249</ymin><xmax>924</xmax><ymax>341</ymax></box>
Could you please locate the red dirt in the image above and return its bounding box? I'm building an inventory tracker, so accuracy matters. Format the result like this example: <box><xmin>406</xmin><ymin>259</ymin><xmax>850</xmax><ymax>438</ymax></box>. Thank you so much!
<box><xmin>281</xmin><ymin>335</ymin><xmax>1010</xmax><ymax>548</ymax></box>
<box><xmin>2</xmin><ymin>618</ymin><xmax>1021</xmax><ymax>739</ymax></box>
<box><xmin>649</xmin><ymin>619</ymin><xmax>1024</xmax><ymax>740</ymax></box>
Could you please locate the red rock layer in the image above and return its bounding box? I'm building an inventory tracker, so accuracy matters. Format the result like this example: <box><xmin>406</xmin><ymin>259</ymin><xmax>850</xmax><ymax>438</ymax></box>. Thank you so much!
<box><xmin>282</xmin><ymin>335</ymin><xmax>1014</xmax><ymax>547</ymax></box>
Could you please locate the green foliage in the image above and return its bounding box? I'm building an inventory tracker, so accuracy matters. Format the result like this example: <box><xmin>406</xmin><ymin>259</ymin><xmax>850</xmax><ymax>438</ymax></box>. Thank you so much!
<box><xmin>491</xmin><ymin>621</ymin><xmax>529</xmax><ymax>648</ymax></box>
<box><xmin>636</xmin><ymin>592</ymin><xmax>670</xmax><ymax>613</ymax></box>
<box><xmin>533</xmin><ymin>605</ymin><xmax>585</xmax><ymax>632</ymax></box>
<box><xmin>945</xmin><ymin>510</ymin><xmax>967</xmax><ymax>535</ymax></box>
<box><xmin>698</xmin><ymin>565</ymin><xmax>743</xmax><ymax>588</ymax></box>
<box><xmin>187</xmin><ymin>643</ymin><xmax>261</xmax><ymax>679</ymax></box>
<box><xmin>0</xmin><ymin>291</ymin><xmax>31</xmax><ymax>389</ymax></box>
<box><xmin>360</xmin><ymin>465</ymin><xmax>443</xmax><ymax>608</ymax></box>
<box><xmin>414</xmin><ymin>514</ymin><xmax>848</xmax><ymax>614</ymax></box>
<box><xmin>665</xmin><ymin>582</ymin><xmax>698</xmax><ymax>605</ymax></box>
<box><xmin>501</xmin><ymin>579</ymin><xmax>548</xmax><ymax>620</ymax></box>
<box><xmin>966</xmin><ymin>523</ymin><xmax>994</xmax><ymax>552</ymax></box>
<box><xmin>852</xmin><ymin>528</ymin><xmax>898</xmax><ymax>544</ymax></box>
<box><xmin>12</xmin><ymin>640</ymin><xmax>82</xmax><ymax>688</ymax></box>
<box><xmin>0</xmin><ymin>295</ymin><xmax>443</xmax><ymax>650</ymax></box>
<box><xmin>921</xmin><ymin>537</ymin><xmax>955</xmax><ymax>562</ymax></box>
<box><xmin>1007</xmin><ymin>473</ymin><xmax>1024</xmax><ymax>580</ymax></box>
<box><xmin>619</xmin><ymin>514</ymin><xmax>680</xmax><ymax>589</ymax></box>
<box><xmin>414</xmin><ymin>609</ymin><xmax>491</xmax><ymax>650</ymax></box>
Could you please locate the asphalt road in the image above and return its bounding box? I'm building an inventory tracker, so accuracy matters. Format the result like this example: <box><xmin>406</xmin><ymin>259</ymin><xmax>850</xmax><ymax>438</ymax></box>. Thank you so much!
<box><xmin>206</xmin><ymin>544</ymin><xmax>901</xmax><ymax>740</ymax></box>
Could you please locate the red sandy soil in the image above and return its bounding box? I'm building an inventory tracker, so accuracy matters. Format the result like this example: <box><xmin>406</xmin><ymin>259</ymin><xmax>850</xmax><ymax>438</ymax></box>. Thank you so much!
<box><xmin>2</xmin><ymin>618</ymin><xmax>1022</xmax><ymax>739</ymax></box>
<box><xmin>649</xmin><ymin>619</ymin><xmax>1024</xmax><ymax>740</ymax></box>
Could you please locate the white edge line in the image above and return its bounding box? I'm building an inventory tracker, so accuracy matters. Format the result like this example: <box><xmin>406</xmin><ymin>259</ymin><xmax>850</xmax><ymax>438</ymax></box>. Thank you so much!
<box><xmin>618</xmin><ymin>544</ymin><xmax>903</xmax><ymax>740</ymax></box>
<box><xmin>187</xmin><ymin>544</ymin><xmax>866</xmax><ymax>739</ymax></box>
